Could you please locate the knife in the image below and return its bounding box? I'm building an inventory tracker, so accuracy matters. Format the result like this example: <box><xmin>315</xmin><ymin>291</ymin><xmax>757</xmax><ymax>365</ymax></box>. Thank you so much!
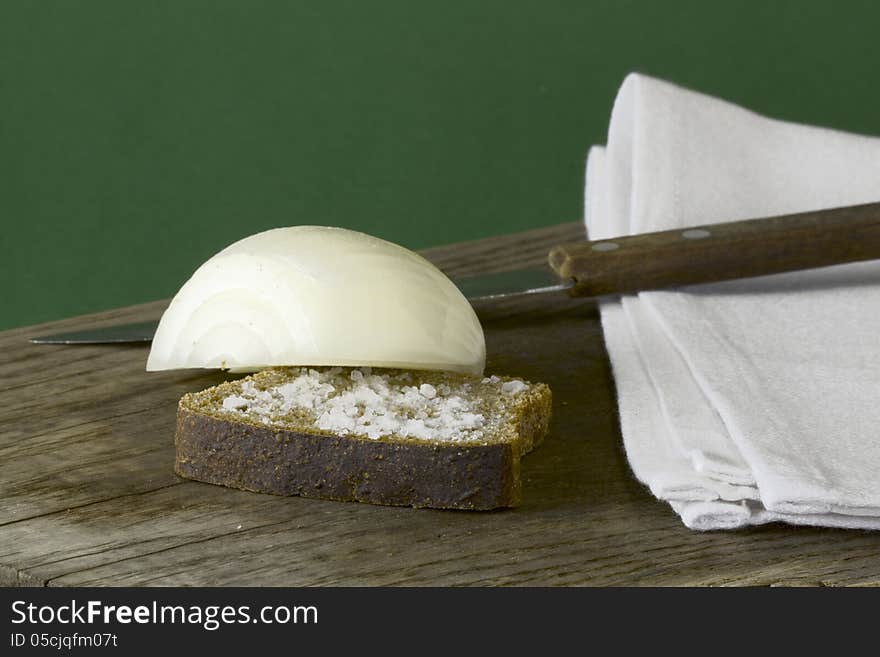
<box><xmin>28</xmin><ymin>270</ymin><xmax>572</xmax><ymax>344</ymax></box>
<box><xmin>30</xmin><ymin>201</ymin><xmax>880</xmax><ymax>344</ymax></box>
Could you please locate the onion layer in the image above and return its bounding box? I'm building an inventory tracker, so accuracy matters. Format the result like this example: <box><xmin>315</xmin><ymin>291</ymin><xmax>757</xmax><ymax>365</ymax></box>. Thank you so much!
<box><xmin>146</xmin><ymin>227</ymin><xmax>486</xmax><ymax>375</ymax></box>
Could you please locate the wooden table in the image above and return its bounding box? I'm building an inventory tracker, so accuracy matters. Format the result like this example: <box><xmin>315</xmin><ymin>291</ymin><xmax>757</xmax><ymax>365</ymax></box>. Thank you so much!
<box><xmin>3</xmin><ymin>223</ymin><xmax>880</xmax><ymax>587</ymax></box>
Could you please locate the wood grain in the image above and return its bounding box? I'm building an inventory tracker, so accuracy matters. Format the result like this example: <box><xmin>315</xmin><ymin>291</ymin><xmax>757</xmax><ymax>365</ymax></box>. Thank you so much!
<box><xmin>549</xmin><ymin>201</ymin><xmax>880</xmax><ymax>296</ymax></box>
<box><xmin>2</xmin><ymin>222</ymin><xmax>880</xmax><ymax>587</ymax></box>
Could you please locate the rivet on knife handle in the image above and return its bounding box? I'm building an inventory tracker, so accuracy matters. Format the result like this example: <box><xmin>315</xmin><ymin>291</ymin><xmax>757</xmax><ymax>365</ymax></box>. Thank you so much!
<box><xmin>548</xmin><ymin>201</ymin><xmax>880</xmax><ymax>297</ymax></box>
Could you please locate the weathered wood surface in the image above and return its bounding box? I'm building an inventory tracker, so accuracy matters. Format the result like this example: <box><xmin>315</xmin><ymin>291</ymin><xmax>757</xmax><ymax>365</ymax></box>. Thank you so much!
<box><xmin>2</xmin><ymin>223</ymin><xmax>880</xmax><ymax>587</ymax></box>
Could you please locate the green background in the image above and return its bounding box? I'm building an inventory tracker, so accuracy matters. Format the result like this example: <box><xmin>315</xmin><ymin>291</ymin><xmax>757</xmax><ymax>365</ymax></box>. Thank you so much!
<box><xmin>3</xmin><ymin>1</ymin><xmax>880</xmax><ymax>330</ymax></box>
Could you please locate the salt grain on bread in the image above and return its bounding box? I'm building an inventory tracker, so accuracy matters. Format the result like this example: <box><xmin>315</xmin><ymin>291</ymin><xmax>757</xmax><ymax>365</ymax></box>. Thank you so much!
<box><xmin>175</xmin><ymin>367</ymin><xmax>552</xmax><ymax>509</ymax></box>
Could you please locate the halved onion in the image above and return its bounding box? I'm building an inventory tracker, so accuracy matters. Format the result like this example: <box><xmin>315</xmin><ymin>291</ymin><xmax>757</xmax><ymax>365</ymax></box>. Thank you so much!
<box><xmin>146</xmin><ymin>226</ymin><xmax>486</xmax><ymax>375</ymax></box>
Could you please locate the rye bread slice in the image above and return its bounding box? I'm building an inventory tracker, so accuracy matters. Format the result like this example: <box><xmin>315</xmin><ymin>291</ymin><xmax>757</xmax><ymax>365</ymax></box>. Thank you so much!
<box><xmin>175</xmin><ymin>367</ymin><xmax>552</xmax><ymax>510</ymax></box>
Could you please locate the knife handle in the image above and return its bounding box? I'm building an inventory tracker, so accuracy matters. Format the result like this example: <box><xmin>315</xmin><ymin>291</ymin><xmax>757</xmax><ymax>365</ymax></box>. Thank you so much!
<box><xmin>547</xmin><ymin>201</ymin><xmax>880</xmax><ymax>296</ymax></box>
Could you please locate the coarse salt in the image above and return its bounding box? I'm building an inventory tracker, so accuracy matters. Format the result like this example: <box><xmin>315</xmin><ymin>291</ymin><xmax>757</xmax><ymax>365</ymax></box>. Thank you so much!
<box><xmin>219</xmin><ymin>368</ymin><xmax>531</xmax><ymax>443</ymax></box>
<box><xmin>501</xmin><ymin>380</ymin><xmax>528</xmax><ymax>395</ymax></box>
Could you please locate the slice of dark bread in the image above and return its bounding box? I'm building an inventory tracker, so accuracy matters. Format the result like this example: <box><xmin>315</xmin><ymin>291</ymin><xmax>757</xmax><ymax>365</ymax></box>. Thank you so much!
<box><xmin>175</xmin><ymin>367</ymin><xmax>552</xmax><ymax>510</ymax></box>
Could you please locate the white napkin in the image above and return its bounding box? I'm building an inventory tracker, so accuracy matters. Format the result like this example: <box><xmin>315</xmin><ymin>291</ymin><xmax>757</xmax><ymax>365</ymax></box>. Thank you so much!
<box><xmin>587</xmin><ymin>73</ymin><xmax>880</xmax><ymax>530</ymax></box>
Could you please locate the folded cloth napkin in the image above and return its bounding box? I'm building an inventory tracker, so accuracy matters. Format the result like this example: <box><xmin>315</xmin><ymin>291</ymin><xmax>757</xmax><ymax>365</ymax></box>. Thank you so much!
<box><xmin>587</xmin><ymin>73</ymin><xmax>880</xmax><ymax>530</ymax></box>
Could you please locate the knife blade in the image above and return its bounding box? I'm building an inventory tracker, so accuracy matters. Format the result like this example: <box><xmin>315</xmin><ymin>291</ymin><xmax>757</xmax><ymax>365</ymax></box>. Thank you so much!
<box><xmin>30</xmin><ymin>320</ymin><xmax>161</xmax><ymax>344</ymax></box>
<box><xmin>29</xmin><ymin>200</ymin><xmax>880</xmax><ymax>345</ymax></box>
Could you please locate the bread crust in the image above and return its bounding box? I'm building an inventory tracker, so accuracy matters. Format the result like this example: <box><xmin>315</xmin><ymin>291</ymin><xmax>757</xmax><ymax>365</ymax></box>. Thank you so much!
<box><xmin>174</xmin><ymin>376</ymin><xmax>551</xmax><ymax>510</ymax></box>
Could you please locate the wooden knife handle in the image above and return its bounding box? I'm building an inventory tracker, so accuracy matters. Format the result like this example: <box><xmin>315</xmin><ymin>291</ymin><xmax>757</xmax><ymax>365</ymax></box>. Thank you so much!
<box><xmin>548</xmin><ymin>201</ymin><xmax>880</xmax><ymax>296</ymax></box>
